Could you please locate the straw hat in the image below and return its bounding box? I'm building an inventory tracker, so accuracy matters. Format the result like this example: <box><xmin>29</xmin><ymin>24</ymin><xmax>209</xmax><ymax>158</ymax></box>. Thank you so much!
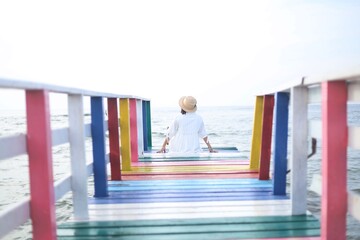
<box><xmin>179</xmin><ymin>96</ymin><xmax>197</xmax><ymax>112</ymax></box>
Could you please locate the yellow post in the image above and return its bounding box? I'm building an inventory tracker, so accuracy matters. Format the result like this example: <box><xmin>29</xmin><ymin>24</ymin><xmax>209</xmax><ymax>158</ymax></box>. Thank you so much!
<box><xmin>119</xmin><ymin>98</ymin><xmax>132</xmax><ymax>171</ymax></box>
<box><xmin>249</xmin><ymin>96</ymin><xmax>264</xmax><ymax>170</ymax></box>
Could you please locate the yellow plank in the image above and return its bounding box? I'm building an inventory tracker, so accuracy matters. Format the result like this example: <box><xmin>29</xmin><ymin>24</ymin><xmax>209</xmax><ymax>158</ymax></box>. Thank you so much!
<box><xmin>249</xmin><ymin>96</ymin><xmax>264</xmax><ymax>170</ymax></box>
<box><xmin>119</xmin><ymin>98</ymin><xmax>132</xmax><ymax>171</ymax></box>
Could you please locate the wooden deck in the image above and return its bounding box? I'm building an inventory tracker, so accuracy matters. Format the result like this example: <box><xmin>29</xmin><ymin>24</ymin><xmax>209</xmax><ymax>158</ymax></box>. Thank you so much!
<box><xmin>57</xmin><ymin>149</ymin><xmax>320</xmax><ymax>239</ymax></box>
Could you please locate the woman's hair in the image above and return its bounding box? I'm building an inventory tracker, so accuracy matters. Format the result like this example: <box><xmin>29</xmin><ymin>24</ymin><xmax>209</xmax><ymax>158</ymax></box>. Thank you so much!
<box><xmin>181</xmin><ymin>109</ymin><xmax>186</xmax><ymax>115</ymax></box>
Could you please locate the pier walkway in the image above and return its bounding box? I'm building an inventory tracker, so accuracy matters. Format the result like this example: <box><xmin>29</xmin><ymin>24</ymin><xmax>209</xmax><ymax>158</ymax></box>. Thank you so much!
<box><xmin>57</xmin><ymin>150</ymin><xmax>320</xmax><ymax>239</ymax></box>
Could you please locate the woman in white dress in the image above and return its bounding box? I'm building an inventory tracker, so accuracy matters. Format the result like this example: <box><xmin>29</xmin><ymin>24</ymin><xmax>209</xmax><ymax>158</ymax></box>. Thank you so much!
<box><xmin>157</xmin><ymin>96</ymin><xmax>217</xmax><ymax>153</ymax></box>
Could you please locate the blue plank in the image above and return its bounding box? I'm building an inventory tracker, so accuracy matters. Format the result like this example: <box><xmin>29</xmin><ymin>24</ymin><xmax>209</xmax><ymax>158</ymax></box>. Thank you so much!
<box><xmin>108</xmin><ymin>178</ymin><xmax>273</xmax><ymax>185</ymax></box>
<box><xmin>272</xmin><ymin>92</ymin><xmax>289</xmax><ymax>195</ymax></box>
<box><xmin>91</xmin><ymin>97</ymin><xmax>109</xmax><ymax>197</ymax></box>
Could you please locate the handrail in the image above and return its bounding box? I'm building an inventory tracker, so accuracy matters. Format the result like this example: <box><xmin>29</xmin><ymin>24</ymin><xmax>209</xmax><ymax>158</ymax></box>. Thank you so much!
<box><xmin>250</xmin><ymin>70</ymin><xmax>360</xmax><ymax>239</ymax></box>
<box><xmin>0</xmin><ymin>78</ymin><xmax>152</xmax><ymax>239</ymax></box>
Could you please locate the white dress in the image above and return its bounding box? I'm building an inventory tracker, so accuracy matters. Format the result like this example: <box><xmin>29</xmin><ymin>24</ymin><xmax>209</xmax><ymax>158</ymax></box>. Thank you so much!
<box><xmin>167</xmin><ymin>112</ymin><xmax>207</xmax><ymax>153</ymax></box>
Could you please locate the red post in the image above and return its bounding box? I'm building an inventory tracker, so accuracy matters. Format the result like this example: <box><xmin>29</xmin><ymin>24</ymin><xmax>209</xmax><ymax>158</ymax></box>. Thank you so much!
<box><xmin>26</xmin><ymin>90</ymin><xmax>57</xmax><ymax>239</ymax></box>
<box><xmin>129</xmin><ymin>98</ymin><xmax>139</xmax><ymax>162</ymax></box>
<box><xmin>107</xmin><ymin>98</ymin><xmax>122</xmax><ymax>180</ymax></box>
<box><xmin>259</xmin><ymin>94</ymin><xmax>274</xmax><ymax>180</ymax></box>
<box><xmin>321</xmin><ymin>80</ymin><xmax>347</xmax><ymax>240</ymax></box>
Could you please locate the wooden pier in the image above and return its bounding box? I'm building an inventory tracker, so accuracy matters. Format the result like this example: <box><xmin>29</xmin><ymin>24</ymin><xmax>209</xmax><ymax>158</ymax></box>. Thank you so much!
<box><xmin>1</xmin><ymin>74</ymin><xmax>360</xmax><ymax>239</ymax></box>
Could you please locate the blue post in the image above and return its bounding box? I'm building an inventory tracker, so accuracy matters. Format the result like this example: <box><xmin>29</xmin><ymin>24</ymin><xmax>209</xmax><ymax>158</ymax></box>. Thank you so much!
<box><xmin>272</xmin><ymin>92</ymin><xmax>289</xmax><ymax>195</ymax></box>
<box><xmin>91</xmin><ymin>97</ymin><xmax>109</xmax><ymax>197</ymax></box>
<box><xmin>142</xmin><ymin>101</ymin><xmax>149</xmax><ymax>151</ymax></box>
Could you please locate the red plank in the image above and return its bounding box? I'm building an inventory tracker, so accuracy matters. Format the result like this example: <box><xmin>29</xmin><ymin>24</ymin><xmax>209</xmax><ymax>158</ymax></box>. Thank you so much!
<box><xmin>129</xmin><ymin>99</ymin><xmax>139</xmax><ymax>162</ymax></box>
<box><xmin>26</xmin><ymin>90</ymin><xmax>57</xmax><ymax>239</ymax></box>
<box><xmin>321</xmin><ymin>81</ymin><xmax>347</xmax><ymax>240</ymax></box>
<box><xmin>107</xmin><ymin>98</ymin><xmax>121</xmax><ymax>180</ymax></box>
<box><xmin>259</xmin><ymin>95</ymin><xmax>274</xmax><ymax>180</ymax></box>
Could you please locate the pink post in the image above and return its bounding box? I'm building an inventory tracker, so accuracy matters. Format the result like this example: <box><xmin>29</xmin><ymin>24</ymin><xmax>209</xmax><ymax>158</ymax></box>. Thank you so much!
<box><xmin>321</xmin><ymin>80</ymin><xmax>347</xmax><ymax>240</ymax></box>
<box><xmin>26</xmin><ymin>90</ymin><xmax>57</xmax><ymax>239</ymax></box>
<box><xmin>259</xmin><ymin>94</ymin><xmax>274</xmax><ymax>180</ymax></box>
<box><xmin>107</xmin><ymin>98</ymin><xmax>122</xmax><ymax>180</ymax></box>
<box><xmin>129</xmin><ymin>98</ymin><xmax>139</xmax><ymax>162</ymax></box>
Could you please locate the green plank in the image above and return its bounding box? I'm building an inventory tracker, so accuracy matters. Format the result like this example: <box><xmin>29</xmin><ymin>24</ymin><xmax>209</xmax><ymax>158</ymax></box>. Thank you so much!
<box><xmin>59</xmin><ymin>215</ymin><xmax>317</xmax><ymax>228</ymax></box>
<box><xmin>58</xmin><ymin>220</ymin><xmax>320</xmax><ymax>236</ymax></box>
<box><xmin>58</xmin><ymin>229</ymin><xmax>320</xmax><ymax>240</ymax></box>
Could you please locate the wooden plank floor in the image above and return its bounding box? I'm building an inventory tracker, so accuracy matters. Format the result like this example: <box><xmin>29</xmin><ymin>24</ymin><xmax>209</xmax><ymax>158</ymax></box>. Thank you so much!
<box><xmin>58</xmin><ymin>149</ymin><xmax>320</xmax><ymax>239</ymax></box>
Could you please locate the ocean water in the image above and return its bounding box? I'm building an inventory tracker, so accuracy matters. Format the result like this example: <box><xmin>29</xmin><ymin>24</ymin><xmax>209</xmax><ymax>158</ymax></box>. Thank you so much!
<box><xmin>0</xmin><ymin>105</ymin><xmax>359</xmax><ymax>239</ymax></box>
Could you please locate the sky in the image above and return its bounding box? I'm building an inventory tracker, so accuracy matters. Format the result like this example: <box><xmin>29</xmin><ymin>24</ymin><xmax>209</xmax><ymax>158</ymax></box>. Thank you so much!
<box><xmin>0</xmin><ymin>0</ymin><xmax>359</xmax><ymax>109</ymax></box>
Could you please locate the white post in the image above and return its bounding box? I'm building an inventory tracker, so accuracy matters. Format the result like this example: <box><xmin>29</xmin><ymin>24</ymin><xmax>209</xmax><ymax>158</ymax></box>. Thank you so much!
<box><xmin>136</xmin><ymin>99</ymin><xmax>144</xmax><ymax>156</ymax></box>
<box><xmin>290</xmin><ymin>86</ymin><xmax>308</xmax><ymax>215</ymax></box>
<box><xmin>68</xmin><ymin>94</ymin><xmax>89</xmax><ymax>219</ymax></box>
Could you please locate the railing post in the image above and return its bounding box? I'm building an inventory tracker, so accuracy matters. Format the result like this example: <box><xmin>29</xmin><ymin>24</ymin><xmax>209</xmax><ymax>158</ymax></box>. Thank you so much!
<box><xmin>142</xmin><ymin>101</ymin><xmax>149</xmax><ymax>151</ymax></box>
<box><xmin>259</xmin><ymin>94</ymin><xmax>274</xmax><ymax>180</ymax></box>
<box><xmin>321</xmin><ymin>80</ymin><xmax>347</xmax><ymax>240</ymax></box>
<box><xmin>25</xmin><ymin>90</ymin><xmax>57</xmax><ymax>239</ymax></box>
<box><xmin>107</xmin><ymin>98</ymin><xmax>122</xmax><ymax>180</ymax></box>
<box><xmin>68</xmin><ymin>94</ymin><xmax>89</xmax><ymax>219</ymax></box>
<box><xmin>136</xmin><ymin>99</ymin><xmax>144</xmax><ymax>156</ymax></box>
<box><xmin>120</xmin><ymin>98</ymin><xmax>132</xmax><ymax>171</ymax></box>
<box><xmin>90</xmin><ymin>97</ymin><xmax>108</xmax><ymax>197</ymax></box>
<box><xmin>250</xmin><ymin>96</ymin><xmax>264</xmax><ymax>170</ymax></box>
<box><xmin>273</xmin><ymin>92</ymin><xmax>289</xmax><ymax>195</ymax></box>
<box><xmin>145</xmin><ymin>100</ymin><xmax>152</xmax><ymax>149</ymax></box>
<box><xmin>290</xmin><ymin>86</ymin><xmax>308</xmax><ymax>215</ymax></box>
<box><xmin>129</xmin><ymin>98</ymin><xmax>139</xmax><ymax>162</ymax></box>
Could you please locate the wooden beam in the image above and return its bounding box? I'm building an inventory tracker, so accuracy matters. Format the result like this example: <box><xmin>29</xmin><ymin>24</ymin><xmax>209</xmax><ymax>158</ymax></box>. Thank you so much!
<box><xmin>321</xmin><ymin>80</ymin><xmax>347</xmax><ymax>240</ymax></box>
<box><xmin>250</xmin><ymin>96</ymin><xmax>264</xmax><ymax>170</ymax></box>
<box><xmin>290</xmin><ymin>86</ymin><xmax>308</xmax><ymax>214</ymax></box>
<box><xmin>259</xmin><ymin>95</ymin><xmax>274</xmax><ymax>180</ymax></box>
<box><xmin>91</xmin><ymin>96</ymin><xmax>109</xmax><ymax>197</ymax></box>
<box><xmin>25</xmin><ymin>90</ymin><xmax>57</xmax><ymax>239</ymax></box>
<box><xmin>273</xmin><ymin>92</ymin><xmax>289</xmax><ymax>196</ymax></box>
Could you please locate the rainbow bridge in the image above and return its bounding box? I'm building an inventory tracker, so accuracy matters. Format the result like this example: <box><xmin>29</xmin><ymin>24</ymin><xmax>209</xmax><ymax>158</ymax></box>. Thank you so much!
<box><xmin>0</xmin><ymin>71</ymin><xmax>359</xmax><ymax>239</ymax></box>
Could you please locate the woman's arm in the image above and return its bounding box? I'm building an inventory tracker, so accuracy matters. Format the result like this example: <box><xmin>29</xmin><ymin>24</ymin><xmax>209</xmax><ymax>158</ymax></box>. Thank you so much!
<box><xmin>157</xmin><ymin>137</ymin><xmax>169</xmax><ymax>153</ymax></box>
<box><xmin>203</xmin><ymin>136</ymin><xmax>217</xmax><ymax>153</ymax></box>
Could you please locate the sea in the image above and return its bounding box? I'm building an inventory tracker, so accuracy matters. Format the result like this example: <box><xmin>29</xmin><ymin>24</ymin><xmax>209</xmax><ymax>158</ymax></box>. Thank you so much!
<box><xmin>0</xmin><ymin>105</ymin><xmax>360</xmax><ymax>239</ymax></box>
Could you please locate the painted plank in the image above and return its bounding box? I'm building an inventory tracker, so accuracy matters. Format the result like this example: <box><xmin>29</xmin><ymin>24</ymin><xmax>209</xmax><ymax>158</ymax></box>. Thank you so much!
<box><xmin>58</xmin><ymin>215</ymin><xmax>319</xmax><ymax>239</ymax></box>
<box><xmin>68</xmin><ymin>94</ymin><xmax>89</xmax><ymax>219</ymax></box>
<box><xmin>131</xmin><ymin>160</ymin><xmax>249</xmax><ymax>166</ymax></box>
<box><xmin>88</xmin><ymin>199</ymin><xmax>292</xmax><ymax>210</ymax></box>
<box><xmin>25</xmin><ymin>90</ymin><xmax>57</xmax><ymax>239</ymax></box>
<box><xmin>52</xmin><ymin>128</ymin><xmax>69</xmax><ymax>146</ymax></box>
<box><xmin>63</xmin><ymin>214</ymin><xmax>315</xmax><ymax>226</ymax></box>
<box><xmin>136</xmin><ymin>99</ymin><xmax>144</xmax><ymax>155</ymax></box>
<box><xmin>0</xmin><ymin>198</ymin><xmax>30</xmax><ymax>239</ymax></box>
<box><xmin>120</xmin><ymin>98</ymin><xmax>132</xmax><ymax>171</ymax></box>
<box><xmin>348</xmin><ymin>190</ymin><xmax>360</xmax><ymax>221</ymax></box>
<box><xmin>321</xmin><ymin>80</ymin><xmax>347</xmax><ymax>240</ymax></box>
<box><xmin>348</xmin><ymin>126</ymin><xmax>360</xmax><ymax>149</ymax></box>
<box><xmin>249</xmin><ymin>96</ymin><xmax>264</xmax><ymax>170</ymax></box>
<box><xmin>91</xmin><ymin>96</ymin><xmax>109</xmax><ymax>197</ymax></box>
<box><xmin>54</xmin><ymin>174</ymin><xmax>71</xmax><ymax>201</ymax></box>
<box><xmin>259</xmin><ymin>94</ymin><xmax>274</xmax><ymax>180</ymax></box>
<box><xmin>129</xmin><ymin>98</ymin><xmax>139</xmax><ymax>162</ymax></box>
<box><xmin>273</xmin><ymin>92</ymin><xmax>289</xmax><ymax>195</ymax></box>
<box><xmin>0</xmin><ymin>134</ymin><xmax>26</xmax><ymax>161</ymax></box>
<box><xmin>122</xmin><ymin>173</ymin><xmax>259</xmax><ymax>180</ymax></box>
<box><xmin>290</xmin><ymin>86</ymin><xmax>308</xmax><ymax>215</ymax></box>
<box><xmin>107</xmin><ymin>98</ymin><xmax>121</xmax><ymax>180</ymax></box>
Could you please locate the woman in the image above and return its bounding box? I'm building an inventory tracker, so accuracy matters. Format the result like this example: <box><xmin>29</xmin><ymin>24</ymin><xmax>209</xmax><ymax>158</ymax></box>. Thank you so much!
<box><xmin>157</xmin><ymin>96</ymin><xmax>217</xmax><ymax>153</ymax></box>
